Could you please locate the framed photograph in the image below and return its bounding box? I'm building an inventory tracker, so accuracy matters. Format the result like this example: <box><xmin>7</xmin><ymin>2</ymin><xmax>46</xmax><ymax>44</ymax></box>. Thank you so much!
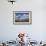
<box><xmin>13</xmin><ymin>11</ymin><xmax>32</xmax><ymax>25</ymax></box>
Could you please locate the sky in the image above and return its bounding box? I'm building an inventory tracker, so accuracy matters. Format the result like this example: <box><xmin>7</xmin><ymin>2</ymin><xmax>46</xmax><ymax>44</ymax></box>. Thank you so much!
<box><xmin>16</xmin><ymin>13</ymin><xmax>29</xmax><ymax>20</ymax></box>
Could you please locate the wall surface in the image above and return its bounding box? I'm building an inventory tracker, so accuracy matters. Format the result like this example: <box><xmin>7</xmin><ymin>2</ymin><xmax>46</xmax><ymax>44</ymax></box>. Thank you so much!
<box><xmin>0</xmin><ymin>0</ymin><xmax>46</xmax><ymax>41</ymax></box>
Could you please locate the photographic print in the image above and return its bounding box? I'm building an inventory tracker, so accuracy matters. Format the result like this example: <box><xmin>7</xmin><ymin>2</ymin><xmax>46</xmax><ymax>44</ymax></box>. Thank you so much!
<box><xmin>13</xmin><ymin>11</ymin><xmax>32</xmax><ymax>25</ymax></box>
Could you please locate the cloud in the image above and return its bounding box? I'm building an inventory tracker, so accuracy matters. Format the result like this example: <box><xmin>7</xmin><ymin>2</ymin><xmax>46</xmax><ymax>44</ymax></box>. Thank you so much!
<box><xmin>16</xmin><ymin>14</ymin><xmax>29</xmax><ymax>20</ymax></box>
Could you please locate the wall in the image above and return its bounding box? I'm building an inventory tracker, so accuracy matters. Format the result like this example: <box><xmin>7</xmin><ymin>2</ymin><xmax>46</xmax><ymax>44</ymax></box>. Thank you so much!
<box><xmin>0</xmin><ymin>0</ymin><xmax>46</xmax><ymax>41</ymax></box>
